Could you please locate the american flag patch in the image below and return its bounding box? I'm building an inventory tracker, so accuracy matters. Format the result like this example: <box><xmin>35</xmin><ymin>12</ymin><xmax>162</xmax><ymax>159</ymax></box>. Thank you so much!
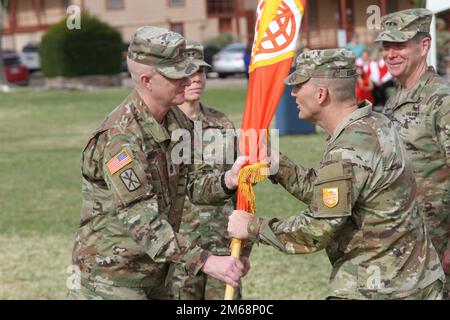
<box><xmin>107</xmin><ymin>150</ymin><xmax>133</xmax><ymax>175</ymax></box>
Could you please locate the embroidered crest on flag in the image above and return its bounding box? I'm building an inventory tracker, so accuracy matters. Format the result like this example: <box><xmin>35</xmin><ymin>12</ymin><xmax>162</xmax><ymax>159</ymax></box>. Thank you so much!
<box><xmin>323</xmin><ymin>187</ymin><xmax>339</xmax><ymax>208</ymax></box>
<box><xmin>107</xmin><ymin>150</ymin><xmax>132</xmax><ymax>175</ymax></box>
<box><xmin>249</xmin><ymin>0</ymin><xmax>304</xmax><ymax>72</ymax></box>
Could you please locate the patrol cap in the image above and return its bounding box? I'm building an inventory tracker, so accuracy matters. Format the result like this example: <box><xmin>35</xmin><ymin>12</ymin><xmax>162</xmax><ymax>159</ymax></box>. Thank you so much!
<box><xmin>128</xmin><ymin>26</ymin><xmax>199</xmax><ymax>79</ymax></box>
<box><xmin>186</xmin><ymin>40</ymin><xmax>211</xmax><ymax>68</ymax></box>
<box><xmin>375</xmin><ymin>8</ymin><xmax>432</xmax><ymax>43</ymax></box>
<box><xmin>284</xmin><ymin>49</ymin><xmax>356</xmax><ymax>86</ymax></box>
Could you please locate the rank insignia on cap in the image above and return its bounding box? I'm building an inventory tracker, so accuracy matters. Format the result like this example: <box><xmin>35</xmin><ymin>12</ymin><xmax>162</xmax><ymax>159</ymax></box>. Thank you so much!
<box><xmin>107</xmin><ymin>150</ymin><xmax>133</xmax><ymax>175</ymax></box>
<box><xmin>323</xmin><ymin>187</ymin><xmax>339</xmax><ymax>208</ymax></box>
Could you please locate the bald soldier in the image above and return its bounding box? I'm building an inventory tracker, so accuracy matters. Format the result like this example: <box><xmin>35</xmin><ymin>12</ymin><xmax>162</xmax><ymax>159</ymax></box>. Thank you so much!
<box><xmin>375</xmin><ymin>9</ymin><xmax>450</xmax><ymax>299</ymax></box>
<box><xmin>168</xmin><ymin>41</ymin><xmax>251</xmax><ymax>300</ymax></box>
<box><xmin>68</xmin><ymin>27</ymin><xmax>247</xmax><ymax>300</ymax></box>
<box><xmin>228</xmin><ymin>49</ymin><xmax>445</xmax><ymax>299</ymax></box>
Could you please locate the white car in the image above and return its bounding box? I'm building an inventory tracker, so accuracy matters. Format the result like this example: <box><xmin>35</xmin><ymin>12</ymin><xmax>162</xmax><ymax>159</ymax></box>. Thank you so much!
<box><xmin>19</xmin><ymin>43</ymin><xmax>41</xmax><ymax>73</ymax></box>
<box><xmin>212</xmin><ymin>43</ymin><xmax>247</xmax><ymax>78</ymax></box>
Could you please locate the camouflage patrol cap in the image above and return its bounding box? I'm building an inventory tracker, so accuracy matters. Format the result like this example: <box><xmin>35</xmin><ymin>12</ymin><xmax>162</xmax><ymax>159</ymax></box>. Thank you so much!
<box><xmin>375</xmin><ymin>9</ymin><xmax>432</xmax><ymax>43</ymax></box>
<box><xmin>284</xmin><ymin>49</ymin><xmax>356</xmax><ymax>85</ymax></box>
<box><xmin>128</xmin><ymin>26</ymin><xmax>199</xmax><ymax>79</ymax></box>
<box><xmin>186</xmin><ymin>40</ymin><xmax>211</xmax><ymax>68</ymax></box>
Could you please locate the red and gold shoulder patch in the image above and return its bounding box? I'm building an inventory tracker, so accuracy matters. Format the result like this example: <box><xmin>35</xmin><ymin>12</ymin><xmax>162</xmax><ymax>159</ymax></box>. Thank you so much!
<box><xmin>323</xmin><ymin>187</ymin><xmax>339</xmax><ymax>208</ymax></box>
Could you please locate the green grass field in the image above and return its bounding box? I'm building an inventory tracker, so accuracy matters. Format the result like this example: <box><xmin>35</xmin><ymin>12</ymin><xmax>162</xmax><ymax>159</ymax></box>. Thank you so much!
<box><xmin>0</xmin><ymin>86</ymin><xmax>331</xmax><ymax>300</ymax></box>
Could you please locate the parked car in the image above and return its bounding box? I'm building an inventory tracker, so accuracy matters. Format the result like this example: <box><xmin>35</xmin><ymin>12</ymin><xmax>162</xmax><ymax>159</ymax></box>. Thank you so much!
<box><xmin>202</xmin><ymin>44</ymin><xmax>218</xmax><ymax>76</ymax></box>
<box><xmin>3</xmin><ymin>50</ymin><xmax>29</xmax><ymax>85</ymax></box>
<box><xmin>212</xmin><ymin>43</ymin><xmax>247</xmax><ymax>78</ymax></box>
<box><xmin>19</xmin><ymin>43</ymin><xmax>41</xmax><ymax>73</ymax></box>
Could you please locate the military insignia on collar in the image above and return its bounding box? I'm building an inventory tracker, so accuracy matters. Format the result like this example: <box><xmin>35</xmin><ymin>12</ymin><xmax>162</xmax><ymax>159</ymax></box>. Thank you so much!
<box><xmin>323</xmin><ymin>187</ymin><xmax>339</xmax><ymax>208</ymax></box>
<box><xmin>119</xmin><ymin>168</ymin><xmax>142</xmax><ymax>192</ymax></box>
<box><xmin>107</xmin><ymin>150</ymin><xmax>132</xmax><ymax>175</ymax></box>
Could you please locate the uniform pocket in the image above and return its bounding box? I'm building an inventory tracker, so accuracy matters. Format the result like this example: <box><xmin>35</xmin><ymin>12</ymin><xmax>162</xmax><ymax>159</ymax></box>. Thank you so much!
<box><xmin>310</xmin><ymin>162</ymin><xmax>353</xmax><ymax>218</ymax></box>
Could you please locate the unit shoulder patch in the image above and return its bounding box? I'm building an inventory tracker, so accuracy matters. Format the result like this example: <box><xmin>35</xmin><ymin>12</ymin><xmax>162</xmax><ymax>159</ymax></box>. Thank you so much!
<box><xmin>323</xmin><ymin>187</ymin><xmax>339</xmax><ymax>208</ymax></box>
<box><xmin>119</xmin><ymin>168</ymin><xmax>142</xmax><ymax>192</ymax></box>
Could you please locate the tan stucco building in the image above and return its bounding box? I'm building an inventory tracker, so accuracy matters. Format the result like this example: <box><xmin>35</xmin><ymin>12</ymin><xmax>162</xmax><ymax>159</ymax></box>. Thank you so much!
<box><xmin>2</xmin><ymin>0</ymin><xmax>447</xmax><ymax>52</ymax></box>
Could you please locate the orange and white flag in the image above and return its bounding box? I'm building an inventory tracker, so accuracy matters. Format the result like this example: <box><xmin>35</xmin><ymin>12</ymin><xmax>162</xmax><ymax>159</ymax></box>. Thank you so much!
<box><xmin>225</xmin><ymin>0</ymin><xmax>306</xmax><ymax>300</ymax></box>
<box><xmin>241</xmin><ymin>0</ymin><xmax>305</xmax><ymax>163</ymax></box>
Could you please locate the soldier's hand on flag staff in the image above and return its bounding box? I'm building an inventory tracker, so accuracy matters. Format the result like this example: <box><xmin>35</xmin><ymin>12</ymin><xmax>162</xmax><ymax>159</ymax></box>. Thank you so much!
<box><xmin>224</xmin><ymin>156</ymin><xmax>249</xmax><ymax>190</ymax></box>
<box><xmin>228</xmin><ymin>210</ymin><xmax>254</xmax><ymax>240</ymax></box>
<box><xmin>202</xmin><ymin>255</ymin><xmax>245</xmax><ymax>288</ymax></box>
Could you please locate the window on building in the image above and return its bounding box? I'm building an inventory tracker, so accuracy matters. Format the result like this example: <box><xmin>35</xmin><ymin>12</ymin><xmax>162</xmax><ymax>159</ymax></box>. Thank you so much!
<box><xmin>387</xmin><ymin>0</ymin><xmax>398</xmax><ymax>14</ymax></box>
<box><xmin>170</xmin><ymin>22</ymin><xmax>184</xmax><ymax>36</ymax></box>
<box><xmin>207</xmin><ymin>0</ymin><xmax>233</xmax><ymax>15</ymax></box>
<box><xmin>106</xmin><ymin>0</ymin><xmax>124</xmax><ymax>10</ymax></box>
<box><xmin>168</xmin><ymin>0</ymin><xmax>184</xmax><ymax>7</ymax></box>
<box><xmin>219</xmin><ymin>17</ymin><xmax>232</xmax><ymax>32</ymax></box>
<box><xmin>337</xmin><ymin>0</ymin><xmax>354</xmax><ymax>28</ymax></box>
<box><xmin>307</xmin><ymin>0</ymin><xmax>318</xmax><ymax>31</ymax></box>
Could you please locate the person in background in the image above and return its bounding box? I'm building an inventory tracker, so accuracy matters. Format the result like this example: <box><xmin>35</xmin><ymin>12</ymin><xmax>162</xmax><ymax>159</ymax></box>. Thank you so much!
<box><xmin>346</xmin><ymin>32</ymin><xmax>365</xmax><ymax>59</ymax></box>
<box><xmin>436</xmin><ymin>18</ymin><xmax>450</xmax><ymax>77</ymax></box>
<box><xmin>356</xmin><ymin>65</ymin><xmax>374</xmax><ymax>104</ymax></box>
<box><xmin>244</xmin><ymin>41</ymin><xmax>253</xmax><ymax>79</ymax></box>
<box><xmin>169</xmin><ymin>41</ymin><xmax>251</xmax><ymax>300</ymax></box>
<box><xmin>371</xmin><ymin>49</ymin><xmax>395</xmax><ymax>108</ymax></box>
<box><xmin>376</xmin><ymin>8</ymin><xmax>450</xmax><ymax>299</ymax></box>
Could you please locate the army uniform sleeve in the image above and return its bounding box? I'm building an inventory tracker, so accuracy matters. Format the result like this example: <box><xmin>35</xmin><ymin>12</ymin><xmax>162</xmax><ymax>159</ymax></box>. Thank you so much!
<box><xmin>269</xmin><ymin>152</ymin><xmax>318</xmax><ymax>204</ymax></box>
<box><xmin>432</xmin><ymin>97</ymin><xmax>450</xmax><ymax>252</ymax></box>
<box><xmin>101</xmin><ymin>131</ymin><xmax>211</xmax><ymax>276</ymax></box>
<box><xmin>432</xmin><ymin>96</ymin><xmax>450</xmax><ymax>168</ymax></box>
<box><xmin>249</xmin><ymin>150</ymin><xmax>370</xmax><ymax>254</ymax></box>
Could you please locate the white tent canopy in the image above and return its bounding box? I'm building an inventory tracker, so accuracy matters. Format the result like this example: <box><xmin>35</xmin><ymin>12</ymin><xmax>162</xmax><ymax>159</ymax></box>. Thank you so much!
<box><xmin>427</xmin><ymin>0</ymin><xmax>450</xmax><ymax>68</ymax></box>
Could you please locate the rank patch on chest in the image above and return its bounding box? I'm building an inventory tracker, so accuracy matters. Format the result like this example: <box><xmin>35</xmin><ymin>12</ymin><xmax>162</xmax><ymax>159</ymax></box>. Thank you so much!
<box><xmin>119</xmin><ymin>168</ymin><xmax>142</xmax><ymax>192</ymax></box>
<box><xmin>107</xmin><ymin>150</ymin><xmax>132</xmax><ymax>175</ymax></box>
<box><xmin>323</xmin><ymin>187</ymin><xmax>339</xmax><ymax>208</ymax></box>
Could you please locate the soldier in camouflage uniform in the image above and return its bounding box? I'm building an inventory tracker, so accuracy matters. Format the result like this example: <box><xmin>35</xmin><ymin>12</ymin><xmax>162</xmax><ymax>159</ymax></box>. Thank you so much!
<box><xmin>436</xmin><ymin>18</ymin><xmax>450</xmax><ymax>76</ymax></box>
<box><xmin>167</xmin><ymin>41</ymin><xmax>250</xmax><ymax>300</ymax></box>
<box><xmin>228</xmin><ymin>49</ymin><xmax>445</xmax><ymax>299</ymax></box>
<box><xmin>375</xmin><ymin>9</ymin><xmax>450</xmax><ymax>299</ymax></box>
<box><xmin>67</xmin><ymin>27</ymin><xmax>247</xmax><ymax>300</ymax></box>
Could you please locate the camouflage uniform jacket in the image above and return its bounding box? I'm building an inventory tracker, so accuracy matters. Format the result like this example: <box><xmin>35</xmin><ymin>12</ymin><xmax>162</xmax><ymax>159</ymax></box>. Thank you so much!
<box><xmin>180</xmin><ymin>104</ymin><xmax>238</xmax><ymax>255</ymax></box>
<box><xmin>383</xmin><ymin>67</ymin><xmax>450</xmax><ymax>256</ymax></box>
<box><xmin>253</xmin><ymin>101</ymin><xmax>444</xmax><ymax>299</ymax></box>
<box><xmin>72</xmin><ymin>91</ymin><xmax>233</xmax><ymax>288</ymax></box>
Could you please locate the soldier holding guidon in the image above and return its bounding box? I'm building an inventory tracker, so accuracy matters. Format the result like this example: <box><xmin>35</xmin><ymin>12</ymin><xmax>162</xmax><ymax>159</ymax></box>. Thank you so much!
<box><xmin>228</xmin><ymin>49</ymin><xmax>445</xmax><ymax>300</ymax></box>
<box><xmin>68</xmin><ymin>27</ymin><xmax>247</xmax><ymax>300</ymax></box>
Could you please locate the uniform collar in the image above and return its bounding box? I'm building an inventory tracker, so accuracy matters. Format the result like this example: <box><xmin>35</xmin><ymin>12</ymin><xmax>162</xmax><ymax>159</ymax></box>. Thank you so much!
<box><xmin>328</xmin><ymin>100</ymin><xmax>373</xmax><ymax>144</ymax></box>
<box><xmin>192</xmin><ymin>103</ymin><xmax>222</xmax><ymax>129</ymax></box>
<box><xmin>130</xmin><ymin>90</ymin><xmax>172</xmax><ymax>144</ymax></box>
<box><xmin>394</xmin><ymin>66</ymin><xmax>436</xmax><ymax>106</ymax></box>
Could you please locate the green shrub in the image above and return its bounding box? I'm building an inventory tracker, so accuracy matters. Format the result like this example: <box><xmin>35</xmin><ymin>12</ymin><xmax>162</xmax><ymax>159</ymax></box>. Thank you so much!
<box><xmin>39</xmin><ymin>13</ymin><xmax>123</xmax><ymax>77</ymax></box>
<box><xmin>203</xmin><ymin>32</ymin><xmax>237</xmax><ymax>52</ymax></box>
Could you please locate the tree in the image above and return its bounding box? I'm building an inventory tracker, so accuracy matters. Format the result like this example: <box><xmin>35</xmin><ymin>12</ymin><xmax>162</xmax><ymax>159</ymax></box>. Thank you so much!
<box><xmin>414</xmin><ymin>0</ymin><xmax>426</xmax><ymax>9</ymax></box>
<box><xmin>0</xmin><ymin>0</ymin><xmax>11</xmax><ymax>92</ymax></box>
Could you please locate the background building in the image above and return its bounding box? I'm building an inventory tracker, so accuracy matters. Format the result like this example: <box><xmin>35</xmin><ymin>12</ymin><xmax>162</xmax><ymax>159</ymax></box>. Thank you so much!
<box><xmin>2</xmin><ymin>0</ymin><xmax>449</xmax><ymax>52</ymax></box>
